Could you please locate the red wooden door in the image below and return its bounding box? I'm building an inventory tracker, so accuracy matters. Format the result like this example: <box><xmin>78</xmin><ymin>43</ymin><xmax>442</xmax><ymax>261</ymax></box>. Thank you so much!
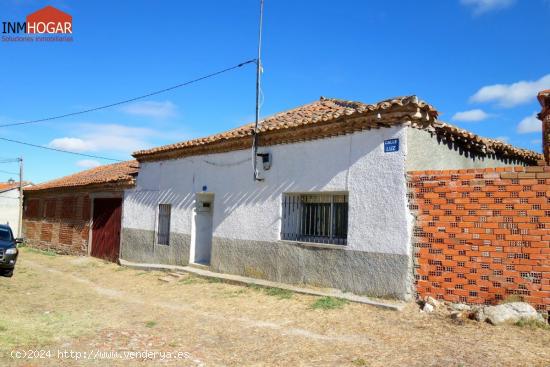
<box><xmin>91</xmin><ymin>198</ymin><xmax>122</xmax><ymax>262</ymax></box>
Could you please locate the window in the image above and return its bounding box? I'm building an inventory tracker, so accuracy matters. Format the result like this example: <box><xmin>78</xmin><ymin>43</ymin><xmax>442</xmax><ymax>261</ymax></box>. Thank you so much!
<box><xmin>157</xmin><ymin>204</ymin><xmax>171</xmax><ymax>246</ymax></box>
<box><xmin>43</xmin><ymin>199</ymin><xmax>57</xmax><ymax>218</ymax></box>
<box><xmin>0</xmin><ymin>228</ymin><xmax>12</xmax><ymax>242</ymax></box>
<box><xmin>25</xmin><ymin>199</ymin><xmax>40</xmax><ymax>218</ymax></box>
<box><xmin>281</xmin><ymin>193</ymin><xmax>348</xmax><ymax>245</ymax></box>
<box><xmin>60</xmin><ymin>197</ymin><xmax>76</xmax><ymax>219</ymax></box>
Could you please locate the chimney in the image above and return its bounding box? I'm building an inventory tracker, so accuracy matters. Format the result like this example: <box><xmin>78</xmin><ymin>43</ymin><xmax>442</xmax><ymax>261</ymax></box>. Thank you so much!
<box><xmin>537</xmin><ymin>90</ymin><xmax>550</xmax><ymax>165</ymax></box>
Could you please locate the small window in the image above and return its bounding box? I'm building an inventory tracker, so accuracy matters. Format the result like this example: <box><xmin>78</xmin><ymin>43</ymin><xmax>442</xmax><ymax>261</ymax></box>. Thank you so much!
<box><xmin>157</xmin><ymin>204</ymin><xmax>171</xmax><ymax>246</ymax></box>
<box><xmin>43</xmin><ymin>199</ymin><xmax>56</xmax><ymax>218</ymax></box>
<box><xmin>281</xmin><ymin>193</ymin><xmax>348</xmax><ymax>245</ymax></box>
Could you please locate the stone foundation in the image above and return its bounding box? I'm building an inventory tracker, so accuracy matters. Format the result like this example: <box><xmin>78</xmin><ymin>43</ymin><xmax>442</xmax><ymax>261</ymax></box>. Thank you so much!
<box><xmin>210</xmin><ymin>237</ymin><xmax>412</xmax><ymax>300</ymax></box>
<box><xmin>120</xmin><ymin>228</ymin><xmax>190</xmax><ymax>266</ymax></box>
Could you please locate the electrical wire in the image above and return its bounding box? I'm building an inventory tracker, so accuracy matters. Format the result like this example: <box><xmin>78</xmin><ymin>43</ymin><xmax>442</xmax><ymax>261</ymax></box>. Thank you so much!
<box><xmin>0</xmin><ymin>158</ymin><xmax>20</xmax><ymax>164</ymax></box>
<box><xmin>0</xmin><ymin>137</ymin><xmax>122</xmax><ymax>161</ymax></box>
<box><xmin>0</xmin><ymin>169</ymin><xmax>18</xmax><ymax>175</ymax></box>
<box><xmin>203</xmin><ymin>157</ymin><xmax>250</xmax><ymax>167</ymax></box>
<box><xmin>0</xmin><ymin>59</ymin><xmax>257</xmax><ymax>128</ymax></box>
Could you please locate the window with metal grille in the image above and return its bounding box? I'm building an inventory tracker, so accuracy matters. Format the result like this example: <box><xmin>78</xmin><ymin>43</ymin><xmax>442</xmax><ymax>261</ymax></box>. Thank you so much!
<box><xmin>157</xmin><ymin>204</ymin><xmax>171</xmax><ymax>246</ymax></box>
<box><xmin>281</xmin><ymin>193</ymin><xmax>348</xmax><ymax>245</ymax></box>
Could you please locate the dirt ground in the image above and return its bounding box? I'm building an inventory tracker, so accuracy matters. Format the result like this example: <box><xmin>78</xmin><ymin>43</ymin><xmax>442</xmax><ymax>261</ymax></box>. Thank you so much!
<box><xmin>0</xmin><ymin>248</ymin><xmax>549</xmax><ymax>367</ymax></box>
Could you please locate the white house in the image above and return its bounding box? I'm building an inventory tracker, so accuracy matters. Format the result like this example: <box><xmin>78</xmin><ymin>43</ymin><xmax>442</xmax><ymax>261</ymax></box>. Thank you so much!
<box><xmin>0</xmin><ymin>179</ymin><xmax>30</xmax><ymax>236</ymax></box>
<box><xmin>120</xmin><ymin>96</ymin><xmax>540</xmax><ymax>299</ymax></box>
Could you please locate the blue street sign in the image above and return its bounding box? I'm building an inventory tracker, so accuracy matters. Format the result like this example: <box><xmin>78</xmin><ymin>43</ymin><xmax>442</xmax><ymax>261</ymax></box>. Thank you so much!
<box><xmin>384</xmin><ymin>138</ymin><xmax>399</xmax><ymax>153</ymax></box>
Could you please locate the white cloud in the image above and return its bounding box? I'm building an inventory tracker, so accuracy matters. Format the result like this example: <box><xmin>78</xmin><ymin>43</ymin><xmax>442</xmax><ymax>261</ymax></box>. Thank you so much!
<box><xmin>470</xmin><ymin>74</ymin><xmax>550</xmax><ymax>108</ymax></box>
<box><xmin>48</xmin><ymin>123</ymin><xmax>191</xmax><ymax>156</ymax></box>
<box><xmin>76</xmin><ymin>159</ymin><xmax>101</xmax><ymax>169</ymax></box>
<box><xmin>452</xmin><ymin>109</ymin><xmax>491</xmax><ymax>122</ymax></box>
<box><xmin>461</xmin><ymin>0</ymin><xmax>515</xmax><ymax>15</ymax></box>
<box><xmin>120</xmin><ymin>100</ymin><xmax>177</xmax><ymax>118</ymax></box>
<box><xmin>48</xmin><ymin>137</ymin><xmax>94</xmax><ymax>152</ymax></box>
<box><xmin>517</xmin><ymin>112</ymin><xmax>542</xmax><ymax>134</ymax></box>
<box><xmin>49</xmin><ymin>124</ymin><xmax>160</xmax><ymax>154</ymax></box>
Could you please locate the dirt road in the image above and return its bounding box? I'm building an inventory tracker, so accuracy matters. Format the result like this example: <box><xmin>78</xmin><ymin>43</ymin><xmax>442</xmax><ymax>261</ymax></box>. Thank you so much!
<box><xmin>0</xmin><ymin>248</ymin><xmax>548</xmax><ymax>366</ymax></box>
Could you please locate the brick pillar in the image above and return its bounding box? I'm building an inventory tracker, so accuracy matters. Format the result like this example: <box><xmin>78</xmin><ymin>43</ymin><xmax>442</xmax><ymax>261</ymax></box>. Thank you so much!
<box><xmin>537</xmin><ymin>90</ymin><xmax>550</xmax><ymax>165</ymax></box>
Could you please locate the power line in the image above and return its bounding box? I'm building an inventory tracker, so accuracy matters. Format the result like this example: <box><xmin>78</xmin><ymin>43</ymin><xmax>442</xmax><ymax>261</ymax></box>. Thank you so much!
<box><xmin>0</xmin><ymin>137</ymin><xmax>122</xmax><ymax>161</ymax></box>
<box><xmin>0</xmin><ymin>169</ymin><xmax>19</xmax><ymax>175</ymax></box>
<box><xmin>0</xmin><ymin>158</ymin><xmax>20</xmax><ymax>164</ymax></box>
<box><xmin>0</xmin><ymin>59</ymin><xmax>257</xmax><ymax>128</ymax></box>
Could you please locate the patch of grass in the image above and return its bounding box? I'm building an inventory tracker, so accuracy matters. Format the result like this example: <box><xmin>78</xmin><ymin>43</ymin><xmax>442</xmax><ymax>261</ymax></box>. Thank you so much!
<box><xmin>24</xmin><ymin>247</ymin><xmax>57</xmax><ymax>257</ymax></box>
<box><xmin>145</xmin><ymin>321</ymin><xmax>157</xmax><ymax>328</ymax></box>
<box><xmin>223</xmin><ymin>289</ymin><xmax>248</xmax><ymax>298</ymax></box>
<box><xmin>206</xmin><ymin>277</ymin><xmax>222</xmax><ymax>284</ymax></box>
<box><xmin>247</xmin><ymin>284</ymin><xmax>263</xmax><ymax>291</ymax></box>
<box><xmin>264</xmin><ymin>287</ymin><xmax>293</xmax><ymax>300</ymax></box>
<box><xmin>179</xmin><ymin>277</ymin><xmax>202</xmax><ymax>285</ymax></box>
<box><xmin>352</xmin><ymin>358</ymin><xmax>368</xmax><ymax>366</ymax></box>
<box><xmin>310</xmin><ymin>296</ymin><xmax>348</xmax><ymax>310</ymax></box>
<box><xmin>135</xmin><ymin>271</ymin><xmax>147</xmax><ymax>276</ymax></box>
<box><xmin>115</xmin><ymin>266</ymin><xmax>128</xmax><ymax>272</ymax></box>
<box><xmin>0</xmin><ymin>325</ymin><xmax>7</xmax><ymax>332</ymax></box>
<box><xmin>0</xmin><ymin>310</ymin><xmax>96</xmax><ymax>349</ymax></box>
<box><xmin>515</xmin><ymin>318</ymin><xmax>550</xmax><ymax>330</ymax></box>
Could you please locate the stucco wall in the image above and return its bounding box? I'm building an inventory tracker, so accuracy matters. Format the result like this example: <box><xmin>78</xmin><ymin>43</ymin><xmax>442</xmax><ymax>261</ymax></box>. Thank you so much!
<box><xmin>0</xmin><ymin>188</ymin><xmax>20</xmax><ymax>234</ymax></box>
<box><xmin>124</xmin><ymin>126</ymin><xmax>410</xmax><ymax>252</ymax></box>
<box><xmin>406</xmin><ymin>128</ymin><xmax>527</xmax><ymax>171</ymax></box>
<box><xmin>122</xmin><ymin>125</ymin><xmax>413</xmax><ymax>298</ymax></box>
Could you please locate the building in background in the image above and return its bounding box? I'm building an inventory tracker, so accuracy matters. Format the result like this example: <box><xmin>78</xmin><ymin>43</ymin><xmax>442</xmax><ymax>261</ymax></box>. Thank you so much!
<box><xmin>0</xmin><ymin>179</ymin><xmax>31</xmax><ymax>235</ymax></box>
<box><xmin>23</xmin><ymin>161</ymin><xmax>138</xmax><ymax>262</ymax></box>
<box><xmin>121</xmin><ymin>95</ymin><xmax>541</xmax><ymax>300</ymax></box>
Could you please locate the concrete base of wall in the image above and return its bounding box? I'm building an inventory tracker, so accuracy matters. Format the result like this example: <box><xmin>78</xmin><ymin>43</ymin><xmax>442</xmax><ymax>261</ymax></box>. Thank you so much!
<box><xmin>211</xmin><ymin>237</ymin><xmax>412</xmax><ymax>300</ymax></box>
<box><xmin>120</xmin><ymin>228</ymin><xmax>190</xmax><ymax>266</ymax></box>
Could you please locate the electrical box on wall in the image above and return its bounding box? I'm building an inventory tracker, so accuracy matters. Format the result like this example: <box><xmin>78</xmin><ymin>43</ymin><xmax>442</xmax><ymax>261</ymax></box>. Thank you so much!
<box><xmin>195</xmin><ymin>192</ymin><xmax>214</xmax><ymax>212</ymax></box>
<box><xmin>196</xmin><ymin>201</ymin><xmax>211</xmax><ymax>212</ymax></box>
<box><xmin>257</xmin><ymin>152</ymin><xmax>272</xmax><ymax>170</ymax></box>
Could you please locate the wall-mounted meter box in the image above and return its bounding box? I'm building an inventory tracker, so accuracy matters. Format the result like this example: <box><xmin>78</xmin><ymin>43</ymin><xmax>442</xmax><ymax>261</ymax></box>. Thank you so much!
<box><xmin>196</xmin><ymin>192</ymin><xmax>214</xmax><ymax>212</ymax></box>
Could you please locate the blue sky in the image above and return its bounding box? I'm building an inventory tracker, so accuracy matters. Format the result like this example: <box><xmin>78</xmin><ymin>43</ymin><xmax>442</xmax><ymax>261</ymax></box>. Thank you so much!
<box><xmin>0</xmin><ymin>0</ymin><xmax>549</xmax><ymax>184</ymax></box>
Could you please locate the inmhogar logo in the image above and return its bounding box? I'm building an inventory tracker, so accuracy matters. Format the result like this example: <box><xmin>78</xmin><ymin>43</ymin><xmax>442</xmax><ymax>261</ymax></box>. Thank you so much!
<box><xmin>2</xmin><ymin>5</ymin><xmax>73</xmax><ymax>43</ymax></box>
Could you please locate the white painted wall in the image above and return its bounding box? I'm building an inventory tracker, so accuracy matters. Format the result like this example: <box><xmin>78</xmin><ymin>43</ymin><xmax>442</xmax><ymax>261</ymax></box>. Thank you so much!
<box><xmin>123</xmin><ymin>125</ymin><xmax>411</xmax><ymax>255</ymax></box>
<box><xmin>0</xmin><ymin>188</ymin><xmax>20</xmax><ymax>234</ymax></box>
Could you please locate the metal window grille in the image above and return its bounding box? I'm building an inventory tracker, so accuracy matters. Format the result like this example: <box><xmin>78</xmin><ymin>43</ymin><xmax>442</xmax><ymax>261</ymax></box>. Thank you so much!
<box><xmin>281</xmin><ymin>193</ymin><xmax>348</xmax><ymax>245</ymax></box>
<box><xmin>157</xmin><ymin>204</ymin><xmax>171</xmax><ymax>246</ymax></box>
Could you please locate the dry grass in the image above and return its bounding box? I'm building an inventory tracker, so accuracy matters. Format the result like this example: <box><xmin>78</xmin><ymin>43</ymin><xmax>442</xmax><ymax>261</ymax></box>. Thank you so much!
<box><xmin>0</xmin><ymin>248</ymin><xmax>549</xmax><ymax>366</ymax></box>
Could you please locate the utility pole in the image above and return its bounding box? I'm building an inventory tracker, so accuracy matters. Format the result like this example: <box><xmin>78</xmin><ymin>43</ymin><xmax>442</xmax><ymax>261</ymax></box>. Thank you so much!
<box><xmin>18</xmin><ymin>157</ymin><xmax>23</xmax><ymax>238</ymax></box>
<box><xmin>252</xmin><ymin>0</ymin><xmax>264</xmax><ymax>181</ymax></box>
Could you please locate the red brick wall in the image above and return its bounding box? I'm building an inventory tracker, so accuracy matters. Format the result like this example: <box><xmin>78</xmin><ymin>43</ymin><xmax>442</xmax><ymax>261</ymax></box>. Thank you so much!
<box><xmin>408</xmin><ymin>166</ymin><xmax>550</xmax><ymax>312</ymax></box>
<box><xmin>23</xmin><ymin>193</ymin><xmax>91</xmax><ymax>255</ymax></box>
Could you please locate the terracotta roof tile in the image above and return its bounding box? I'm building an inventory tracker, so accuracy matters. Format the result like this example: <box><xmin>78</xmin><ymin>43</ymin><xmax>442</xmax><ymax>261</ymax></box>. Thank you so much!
<box><xmin>133</xmin><ymin>95</ymin><xmax>436</xmax><ymax>160</ymax></box>
<box><xmin>25</xmin><ymin>160</ymin><xmax>138</xmax><ymax>193</ymax></box>
<box><xmin>420</xmin><ymin>121</ymin><xmax>543</xmax><ymax>163</ymax></box>
<box><xmin>0</xmin><ymin>182</ymin><xmax>23</xmax><ymax>193</ymax></box>
<box><xmin>132</xmin><ymin>95</ymin><xmax>541</xmax><ymax>164</ymax></box>
<box><xmin>133</xmin><ymin>96</ymin><xmax>437</xmax><ymax>159</ymax></box>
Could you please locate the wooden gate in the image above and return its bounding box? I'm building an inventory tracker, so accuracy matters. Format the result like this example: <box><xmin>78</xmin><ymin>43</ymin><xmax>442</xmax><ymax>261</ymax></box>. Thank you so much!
<box><xmin>91</xmin><ymin>198</ymin><xmax>122</xmax><ymax>262</ymax></box>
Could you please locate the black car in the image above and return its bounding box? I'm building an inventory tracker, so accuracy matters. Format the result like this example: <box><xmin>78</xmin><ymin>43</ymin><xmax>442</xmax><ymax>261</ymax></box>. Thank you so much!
<box><xmin>0</xmin><ymin>224</ymin><xmax>21</xmax><ymax>277</ymax></box>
